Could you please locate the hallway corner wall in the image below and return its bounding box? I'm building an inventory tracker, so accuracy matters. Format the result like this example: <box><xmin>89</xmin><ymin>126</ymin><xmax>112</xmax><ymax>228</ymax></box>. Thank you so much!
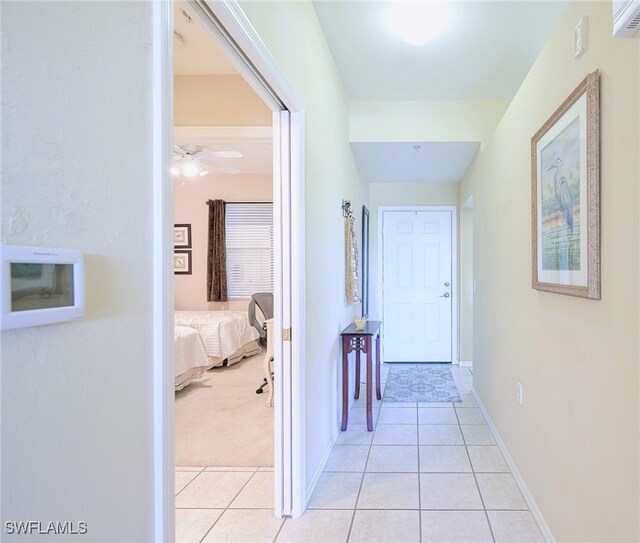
<box><xmin>460</xmin><ymin>2</ymin><xmax>640</xmax><ymax>540</ymax></box>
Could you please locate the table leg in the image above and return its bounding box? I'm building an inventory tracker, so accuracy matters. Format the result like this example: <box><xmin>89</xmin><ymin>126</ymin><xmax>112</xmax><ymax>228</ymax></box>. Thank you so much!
<box><xmin>341</xmin><ymin>336</ymin><xmax>349</xmax><ymax>431</ymax></box>
<box><xmin>366</xmin><ymin>336</ymin><xmax>373</xmax><ymax>431</ymax></box>
<box><xmin>376</xmin><ymin>334</ymin><xmax>382</xmax><ymax>400</ymax></box>
<box><xmin>354</xmin><ymin>345</ymin><xmax>361</xmax><ymax>400</ymax></box>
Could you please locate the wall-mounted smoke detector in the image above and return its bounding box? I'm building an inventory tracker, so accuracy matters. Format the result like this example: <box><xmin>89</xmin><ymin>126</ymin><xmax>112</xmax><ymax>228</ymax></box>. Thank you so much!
<box><xmin>613</xmin><ymin>0</ymin><xmax>640</xmax><ymax>37</ymax></box>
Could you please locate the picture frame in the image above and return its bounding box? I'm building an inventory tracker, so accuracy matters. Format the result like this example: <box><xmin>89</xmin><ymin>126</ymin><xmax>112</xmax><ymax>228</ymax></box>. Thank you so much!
<box><xmin>531</xmin><ymin>70</ymin><xmax>600</xmax><ymax>299</ymax></box>
<box><xmin>174</xmin><ymin>224</ymin><xmax>192</xmax><ymax>248</ymax></box>
<box><xmin>361</xmin><ymin>205</ymin><xmax>370</xmax><ymax>318</ymax></box>
<box><xmin>174</xmin><ymin>250</ymin><xmax>192</xmax><ymax>275</ymax></box>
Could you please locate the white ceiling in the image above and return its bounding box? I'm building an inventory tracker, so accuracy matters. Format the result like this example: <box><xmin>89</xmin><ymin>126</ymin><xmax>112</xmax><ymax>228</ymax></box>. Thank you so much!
<box><xmin>313</xmin><ymin>1</ymin><xmax>568</xmax><ymax>101</ymax></box>
<box><xmin>173</xmin><ymin>1</ymin><xmax>568</xmax><ymax>184</ymax></box>
<box><xmin>174</xmin><ymin>127</ymin><xmax>272</xmax><ymax>176</ymax></box>
<box><xmin>351</xmin><ymin>142</ymin><xmax>480</xmax><ymax>183</ymax></box>
<box><xmin>318</xmin><ymin>1</ymin><xmax>567</xmax><ymax>183</ymax></box>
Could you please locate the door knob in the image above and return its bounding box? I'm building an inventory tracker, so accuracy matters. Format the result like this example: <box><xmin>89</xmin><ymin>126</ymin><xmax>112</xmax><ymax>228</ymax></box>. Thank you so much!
<box><xmin>440</xmin><ymin>292</ymin><xmax>451</xmax><ymax>298</ymax></box>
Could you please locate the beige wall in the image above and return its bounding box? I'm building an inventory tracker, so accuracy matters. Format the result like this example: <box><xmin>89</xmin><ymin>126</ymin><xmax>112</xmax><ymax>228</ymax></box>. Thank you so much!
<box><xmin>460</xmin><ymin>2</ymin><xmax>639</xmax><ymax>540</ymax></box>
<box><xmin>368</xmin><ymin>183</ymin><xmax>460</xmax><ymax>346</ymax></box>
<box><xmin>174</xmin><ymin>75</ymin><xmax>271</xmax><ymax>126</ymax></box>
<box><xmin>174</xmin><ymin>175</ymin><xmax>272</xmax><ymax>311</ymax></box>
<box><xmin>350</xmin><ymin>100</ymin><xmax>508</xmax><ymax>149</ymax></box>
<box><xmin>173</xmin><ymin>74</ymin><xmax>272</xmax><ymax>311</ymax></box>
<box><xmin>238</xmin><ymin>1</ymin><xmax>369</xmax><ymax>496</ymax></box>
<box><xmin>1</xmin><ymin>2</ymin><xmax>155</xmax><ymax>540</ymax></box>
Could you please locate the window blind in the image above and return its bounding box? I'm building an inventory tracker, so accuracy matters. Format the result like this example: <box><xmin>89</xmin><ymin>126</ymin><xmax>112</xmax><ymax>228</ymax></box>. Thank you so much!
<box><xmin>225</xmin><ymin>203</ymin><xmax>274</xmax><ymax>297</ymax></box>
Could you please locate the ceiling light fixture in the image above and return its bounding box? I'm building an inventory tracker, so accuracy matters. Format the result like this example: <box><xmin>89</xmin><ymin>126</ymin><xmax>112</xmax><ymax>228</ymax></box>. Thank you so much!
<box><xmin>172</xmin><ymin>158</ymin><xmax>208</xmax><ymax>179</ymax></box>
<box><xmin>387</xmin><ymin>1</ymin><xmax>451</xmax><ymax>46</ymax></box>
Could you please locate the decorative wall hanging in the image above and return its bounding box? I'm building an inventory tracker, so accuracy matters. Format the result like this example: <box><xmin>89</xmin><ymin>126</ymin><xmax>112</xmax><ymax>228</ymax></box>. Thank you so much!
<box><xmin>174</xmin><ymin>224</ymin><xmax>192</xmax><ymax>248</ymax></box>
<box><xmin>343</xmin><ymin>200</ymin><xmax>360</xmax><ymax>304</ymax></box>
<box><xmin>531</xmin><ymin>70</ymin><xmax>600</xmax><ymax>299</ymax></box>
<box><xmin>174</xmin><ymin>250</ymin><xmax>192</xmax><ymax>275</ymax></box>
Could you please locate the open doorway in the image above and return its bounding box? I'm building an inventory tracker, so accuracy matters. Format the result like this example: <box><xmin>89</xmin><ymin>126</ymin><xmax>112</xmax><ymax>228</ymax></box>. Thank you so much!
<box><xmin>172</xmin><ymin>6</ymin><xmax>277</xmax><ymax>531</ymax></box>
<box><xmin>153</xmin><ymin>2</ymin><xmax>306</xmax><ymax>540</ymax></box>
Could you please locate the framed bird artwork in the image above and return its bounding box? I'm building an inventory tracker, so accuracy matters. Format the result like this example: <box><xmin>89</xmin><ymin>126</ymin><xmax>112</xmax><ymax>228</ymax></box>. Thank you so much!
<box><xmin>531</xmin><ymin>70</ymin><xmax>600</xmax><ymax>300</ymax></box>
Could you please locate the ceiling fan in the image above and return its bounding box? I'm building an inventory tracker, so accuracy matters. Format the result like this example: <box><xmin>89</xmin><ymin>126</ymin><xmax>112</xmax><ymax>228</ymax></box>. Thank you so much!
<box><xmin>172</xmin><ymin>144</ymin><xmax>242</xmax><ymax>177</ymax></box>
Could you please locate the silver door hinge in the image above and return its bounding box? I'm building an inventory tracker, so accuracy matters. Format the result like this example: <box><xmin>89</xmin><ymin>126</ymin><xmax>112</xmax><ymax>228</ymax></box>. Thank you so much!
<box><xmin>283</xmin><ymin>328</ymin><xmax>292</xmax><ymax>342</ymax></box>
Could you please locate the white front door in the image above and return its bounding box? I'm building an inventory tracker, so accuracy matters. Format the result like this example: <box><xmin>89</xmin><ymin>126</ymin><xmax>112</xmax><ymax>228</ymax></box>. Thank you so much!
<box><xmin>382</xmin><ymin>210</ymin><xmax>453</xmax><ymax>362</ymax></box>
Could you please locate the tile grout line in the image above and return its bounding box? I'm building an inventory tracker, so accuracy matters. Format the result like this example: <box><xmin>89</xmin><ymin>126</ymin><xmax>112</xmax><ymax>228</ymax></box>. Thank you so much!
<box><xmin>456</xmin><ymin>400</ymin><xmax>497</xmax><ymax>543</ymax></box>
<box><xmin>195</xmin><ymin>469</ymin><xmax>262</xmax><ymax>543</ymax></box>
<box><xmin>346</xmin><ymin>379</ymin><xmax>382</xmax><ymax>542</ymax></box>
<box><xmin>175</xmin><ymin>468</ymin><xmax>205</xmax><ymax>499</ymax></box>
<box><xmin>271</xmin><ymin>514</ymin><xmax>287</xmax><ymax>543</ymax></box>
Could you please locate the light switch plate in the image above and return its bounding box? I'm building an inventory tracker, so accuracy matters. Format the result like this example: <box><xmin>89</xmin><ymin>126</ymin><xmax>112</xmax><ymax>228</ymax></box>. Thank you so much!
<box><xmin>574</xmin><ymin>16</ymin><xmax>588</xmax><ymax>58</ymax></box>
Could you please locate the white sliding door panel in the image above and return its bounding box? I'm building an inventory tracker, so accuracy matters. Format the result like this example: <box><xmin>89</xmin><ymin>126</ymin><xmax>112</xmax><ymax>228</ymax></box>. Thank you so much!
<box><xmin>382</xmin><ymin>210</ymin><xmax>453</xmax><ymax>362</ymax></box>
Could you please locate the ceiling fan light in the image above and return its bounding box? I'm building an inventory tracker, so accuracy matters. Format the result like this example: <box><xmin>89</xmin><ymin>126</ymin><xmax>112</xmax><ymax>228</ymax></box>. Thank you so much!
<box><xmin>171</xmin><ymin>166</ymin><xmax>180</xmax><ymax>176</ymax></box>
<box><xmin>199</xmin><ymin>169</ymin><xmax>208</xmax><ymax>177</ymax></box>
<box><xmin>182</xmin><ymin>162</ymin><xmax>200</xmax><ymax>178</ymax></box>
<box><xmin>387</xmin><ymin>1</ymin><xmax>451</xmax><ymax>46</ymax></box>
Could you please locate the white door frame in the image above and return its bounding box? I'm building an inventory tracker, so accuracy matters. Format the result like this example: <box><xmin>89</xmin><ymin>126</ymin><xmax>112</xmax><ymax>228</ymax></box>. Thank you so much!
<box><xmin>152</xmin><ymin>2</ymin><xmax>306</xmax><ymax>540</ymax></box>
<box><xmin>378</xmin><ymin>206</ymin><xmax>458</xmax><ymax>364</ymax></box>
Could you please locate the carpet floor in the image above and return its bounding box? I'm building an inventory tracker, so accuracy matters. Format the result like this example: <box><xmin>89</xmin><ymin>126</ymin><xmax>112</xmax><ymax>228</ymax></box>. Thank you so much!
<box><xmin>175</xmin><ymin>353</ymin><xmax>274</xmax><ymax>467</ymax></box>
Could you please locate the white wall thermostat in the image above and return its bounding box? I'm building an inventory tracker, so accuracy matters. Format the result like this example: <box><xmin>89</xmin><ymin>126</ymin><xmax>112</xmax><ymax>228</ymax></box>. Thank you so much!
<box><xmin>1</xmin><ymin>245</ymin><xmax>85</xmax><ymax>331</ymax></box>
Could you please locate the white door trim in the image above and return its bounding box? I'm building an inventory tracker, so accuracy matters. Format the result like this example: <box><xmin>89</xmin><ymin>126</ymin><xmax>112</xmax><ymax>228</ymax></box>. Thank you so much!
<box><xmin>151</xmin><ymin>2</ymin><xmax>175</xmax><ymax>541</ymax></box>
<box><xmin>152</xmin><ymin>1</ymin><xmax>306</xmax><ymax>538</ymax></box>
<box><xmin>378</xmin><ymin>206</ymin><xmax>458</xmax><ymax>364</ymax></box>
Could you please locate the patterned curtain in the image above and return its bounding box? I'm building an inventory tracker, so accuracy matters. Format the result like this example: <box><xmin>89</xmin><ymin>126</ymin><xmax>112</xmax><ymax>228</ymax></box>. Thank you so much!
<box><xmin>206</xmin><ymin>199</ymin><xmax>227</xmax><ymax>302</ymax></box>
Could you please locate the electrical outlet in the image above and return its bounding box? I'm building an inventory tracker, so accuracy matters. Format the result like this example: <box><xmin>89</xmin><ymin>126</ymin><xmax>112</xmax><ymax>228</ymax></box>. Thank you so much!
<box><xmin>516</xmin><ymin>381</ymin><xmax>523</xmax><ymax>405</ymax></box>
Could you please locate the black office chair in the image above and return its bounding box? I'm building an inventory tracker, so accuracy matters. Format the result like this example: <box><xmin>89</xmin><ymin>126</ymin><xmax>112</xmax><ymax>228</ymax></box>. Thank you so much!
<box><xmin>248</xmin><ymin>292</ymin><xmax>274</xmax><ymax>394</ymax></box>
<box><xmin>248</xmin><ymin>292</ymin><xmax>273</xmax><ymax>348</ymax></box>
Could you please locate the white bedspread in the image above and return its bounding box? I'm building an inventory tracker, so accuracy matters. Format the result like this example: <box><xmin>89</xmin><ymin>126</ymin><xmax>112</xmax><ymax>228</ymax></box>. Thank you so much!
<box><xmin>175</xmin><ymin>325</ymin><xmax>209</xmax><ymax>390</ymax></box>
<box><xmin>174</xmin><ymin>310</ymin><xmax>260</xmax><ymax>362</ymax></box>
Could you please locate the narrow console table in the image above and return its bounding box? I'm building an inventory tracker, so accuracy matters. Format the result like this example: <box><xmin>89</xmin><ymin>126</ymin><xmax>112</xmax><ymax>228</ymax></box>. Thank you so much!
<box><xmin>340</xmin><ymin>320</ymin><xmax>382</xmax><ymax>431</ymax></box>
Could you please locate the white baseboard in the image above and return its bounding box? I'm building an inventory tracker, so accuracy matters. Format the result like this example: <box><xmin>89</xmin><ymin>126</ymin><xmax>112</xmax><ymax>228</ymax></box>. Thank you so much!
<box><xmin>458</xmin><ymin>360</ymin><xmax>473</xmax><ymax>368</ymax></box>
<box><xmin>471</xmin><ymin>387</ymin><xmax>556</xmax><ymax>543</ymax></box>
<box><xmin>305</xmin><ymin>425</ymin><xmax>341</xmax><ymax>506</ymax></box>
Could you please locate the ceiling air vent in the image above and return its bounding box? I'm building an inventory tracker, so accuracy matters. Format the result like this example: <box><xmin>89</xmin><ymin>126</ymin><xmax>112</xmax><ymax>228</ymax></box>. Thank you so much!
<box><xmin>613</xmin><ymin>0</ymin><xmax>640</xmax><ymax>37</ymax></box>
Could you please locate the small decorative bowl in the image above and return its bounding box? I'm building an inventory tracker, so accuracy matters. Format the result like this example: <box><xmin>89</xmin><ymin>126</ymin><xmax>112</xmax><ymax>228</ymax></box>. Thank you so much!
<box><xmin>354</xmin><ymin>318</ymin><xmax>366</xmax><ymax>330</ymax></box>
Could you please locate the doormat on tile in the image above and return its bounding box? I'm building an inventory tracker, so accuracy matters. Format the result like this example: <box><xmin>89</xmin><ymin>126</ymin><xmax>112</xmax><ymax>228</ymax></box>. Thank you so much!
<box><xmin>383</xmin><ymin>365</ymin><xmax>462</xmax><ymax>403</ymax></box>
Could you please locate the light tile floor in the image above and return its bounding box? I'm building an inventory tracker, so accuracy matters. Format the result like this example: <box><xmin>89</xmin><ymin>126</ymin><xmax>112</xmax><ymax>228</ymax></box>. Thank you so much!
<box><xmin>175</xmin><ymin>365</ymin><xmax>545</xmax><ymax>542</ymax></box>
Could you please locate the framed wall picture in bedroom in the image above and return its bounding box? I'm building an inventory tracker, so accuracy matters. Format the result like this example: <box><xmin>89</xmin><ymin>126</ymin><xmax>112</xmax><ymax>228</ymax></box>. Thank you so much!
<box><xmin>174</xmin><ymin>224</ymin><xmax>192</xmax><ymax>248</ymax></box>
<box><xmin>174</xmin><ymin>250</ymin><xmax>192</xmax><ymax>275</ymax></box>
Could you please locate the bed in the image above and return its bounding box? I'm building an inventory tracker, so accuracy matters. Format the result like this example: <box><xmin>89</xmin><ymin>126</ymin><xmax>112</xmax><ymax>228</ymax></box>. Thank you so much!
<box><xmin>174</xmin><ymin>310</ymin><xmax>261</xmax><ymax>368</ymax></box>
<box><xmin>175</xmin><ymin>325</ymin><xmax>210</xmax><ymax>391</ymax></box>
